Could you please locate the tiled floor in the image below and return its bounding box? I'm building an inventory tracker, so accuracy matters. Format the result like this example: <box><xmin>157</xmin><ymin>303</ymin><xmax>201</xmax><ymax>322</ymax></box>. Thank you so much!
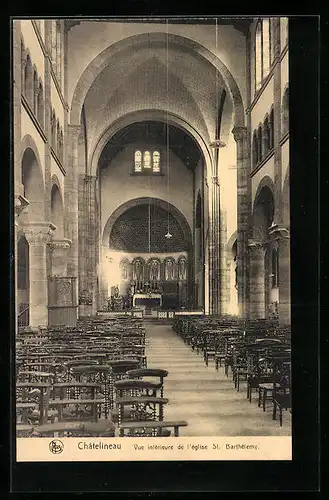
<box><xmin>145</xmin><ymin>322</ymin><xmax>292</xmax><ymax>437</ymax></box>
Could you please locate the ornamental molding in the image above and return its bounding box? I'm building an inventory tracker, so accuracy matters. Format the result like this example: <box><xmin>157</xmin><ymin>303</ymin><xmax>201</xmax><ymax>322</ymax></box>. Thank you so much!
<box><xmin>48</xmin><ymin>238</ymin><xmax>72</xmax><ymax>251</ymax></box>
<box><xmin>14</xmin><ymin>195</ymin><xmax>29</xmax><ymax>219</ymax></box>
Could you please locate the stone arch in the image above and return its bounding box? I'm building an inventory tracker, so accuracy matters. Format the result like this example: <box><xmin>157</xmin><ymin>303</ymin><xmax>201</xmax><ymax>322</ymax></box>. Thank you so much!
<box><xmin>20</xmin><ymin>134</ymin><xmax>45</xmax><ymax>222</ymax></box>
<box><xmin>70</xmin><ymin>32</ymin><xmax>245</xmax><ymax>129</ymax></box>
<box><xmin>226</xmin><ymin>230</ymin><xmax>237</xmax><ymax>256</ymax></box>
<box><xmin>91</xmin><ymin>109</ymin><xmax>212</xmax><ymax>180</ymax></box>
<box><xmin>50</xmin><ymin>176</ymin><xmax>64</xmax><ymax>238</ymax></box>
<box><xmin>252</xmin><ymin>179</ymin><xmax>275</xmax><ymax>242</ymax></box>
<box><xmin>103</xmin><ymin>197</ymin><xmax>192</xmax><ymax>251</ymax></box>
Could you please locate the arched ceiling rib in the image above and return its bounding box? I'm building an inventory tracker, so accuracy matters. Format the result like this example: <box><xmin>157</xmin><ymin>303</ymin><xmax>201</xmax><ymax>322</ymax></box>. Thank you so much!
<box><xmin>83</xmin><ymin>43</ymin><xmax>229</xmax><ymax>163</ymax></box>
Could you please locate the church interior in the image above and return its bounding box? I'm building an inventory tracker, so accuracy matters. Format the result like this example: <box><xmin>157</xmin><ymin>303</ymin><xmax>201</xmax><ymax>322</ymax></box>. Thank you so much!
<box><xmin>14</xmin><ymin>17</ymin><xmax>291</xmax><ymax>438</ymax></box>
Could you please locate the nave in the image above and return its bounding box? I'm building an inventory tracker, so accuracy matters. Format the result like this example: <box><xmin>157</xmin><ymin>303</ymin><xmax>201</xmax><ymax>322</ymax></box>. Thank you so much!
<box><xmin>16</xmin><ymin>315</ymin><xmax>291</xmax><ymax>439</ymax></box>
<box><xmin>146</xmin><ymin>322</ymin><xmax>291</xmax><ymax>437</ymax></box>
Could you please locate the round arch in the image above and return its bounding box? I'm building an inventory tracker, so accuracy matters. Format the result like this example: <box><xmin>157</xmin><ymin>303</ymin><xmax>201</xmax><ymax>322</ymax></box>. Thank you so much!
<box><xmin>70</xmin><ymin>32</ymin><xmax>245</xmax><ymax>128</ymax></box>
<box><xmin>252</xmin><ymin>175</ymin><xmax>275</xmax><ymax>213</ymax></box>
<box><xmin>226</xmin><ymin>230</ymin><xmax>237</xmax><ymax>255</ymax></box>
<box><xmin>90</xmin><ymin>109</ymin><xmax>212</xmax><ymax>180</ymax></box>
<box><xmin>102</xmin><ymin>197</ymin><xmax>193</xmax><ymax>250</ymax></box>
<box><xmin>21</xmin><ymin>135</ymin><xmax>45</xmax><ymax>222</ymax></box>
<box><xmin>50</xmin><ymin>180</ymin><xmax>64</xmax><ymax>238</ymax></box>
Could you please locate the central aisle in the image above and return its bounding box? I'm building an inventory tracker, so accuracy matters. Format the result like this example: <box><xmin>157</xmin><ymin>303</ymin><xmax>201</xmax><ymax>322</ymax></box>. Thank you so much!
<box><xmin>145</xmin><ymin>322</ymin><xmax>291</xmax><ymax>437</ymax></box>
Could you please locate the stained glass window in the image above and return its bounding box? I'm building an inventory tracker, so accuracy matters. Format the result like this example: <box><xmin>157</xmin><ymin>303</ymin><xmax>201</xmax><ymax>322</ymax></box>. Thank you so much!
<box><xmin>144</xmin><ymin>151</ymin><xmax>151</xmax><ymax>169</ymax></box>
<box><xmin>153</xmin><ymin>151</ymin><xmax>160</xmax><ymax>172</ymax></box>
<box><xmin>134</xmin><ymin>150</ymin><xmax>142</xmax><ymax>172</ymax></box>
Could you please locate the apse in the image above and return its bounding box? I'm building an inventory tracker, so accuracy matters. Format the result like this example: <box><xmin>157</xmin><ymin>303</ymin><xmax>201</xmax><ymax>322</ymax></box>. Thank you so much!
<box><xmin>109</xmin><ymin>203</ymin><xmax>187</xmax><ymax>253</ymax></box>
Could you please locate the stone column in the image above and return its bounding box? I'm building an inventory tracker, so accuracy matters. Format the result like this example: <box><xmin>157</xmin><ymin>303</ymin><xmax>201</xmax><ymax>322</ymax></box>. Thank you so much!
<box><xmin>248</xmin><ymin>240</ymin><xmax>266</xmax><ymax>319</ymax></box>
<box><xmin>269</xmin><ymin>224</ymin><xmax>290</xmax><ymax>325</ymax></box>
<box><xmin>232</xmin><ymin>126</ymin><xmax>250</xmax><ymax>319</ymax></box>
<box><xmin>273</xmin><ymin>18</ymin><xmax>283</xmax><ymax>225</ymax></box>
<box><xmin>49</xmin><ymin>238</ymin><xmax>71</xmax><ymax>276</ymax></box>
<box><xmin>65</xmin><ymin>124</ymin><xmax>80</xmax><ymax>317</ymax></box>
<box><xmin>208</xmin><ymin>175</ymin><xmax>221</xmax><ymax>315</ymax></box>
<box><xmin>23</xmin><ymin>222</ymin><xmax>56</xmax><ymax>327</ymax></box>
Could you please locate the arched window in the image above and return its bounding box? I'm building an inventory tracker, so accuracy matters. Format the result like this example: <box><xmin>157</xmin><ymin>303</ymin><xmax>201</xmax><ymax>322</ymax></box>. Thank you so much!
<box><xmin>56</xmin><ymin>21</ymin><xmax>62</xmax><ymax>86</ymax></box>
<box><xmin>152</xmin><ymin>151</ymin><xmax>160</xmax><ymax>172</ymax></box>
<box><xmin>58</xmin><ymin>128</ymin><xmax>64</xmax><ymax>164</ymax></box>
<box><xmin>37</xmin><ymin>81</ymin><xmax>44</xmax><ymax>128</ymax></box>
<box><xmin>21</xmin><ymin>40</ymin><xmax>25</xmax><ymax>93</ymax></box>
<box><xmin>143</xmin><ymin>151</ymin><xmax>151</xmax><ymax>169</ymax></box>
<box><xmin>134</xmin><ymin>150</ymin><xmax>142</xmax><ymax>172</ymax></box>
<box><xmin>255</xmin><ymin>21</ymin><xmax>262</xmax><ymax>91</ymax></box>
<box><xmin>33</xmin><ymin>69</ymin><xmax>38</xmax><ymax>116</ymax></box>
<box><xmin>263</xmin><ymin>116</ymin><xmax>270</xmax><ymax>156</ymax></box>
<box><xmin>51</xmin><ymin>21</ymin><xmax>57</xmax><ymax>75</ymax></box>
<box><xmin>270</xmin><ymin>18</ymin><xmax>276</xmax><ymax>63</ymax></box>
<box><xmin>269</xmin><ymin>108</ymin><xmax>275</xmax><ymax>149</ymax></box>
<box><xmin>271</xmin><ymin>248</ymin><xmax>279</xmax><ymax>288</ymax></box>
<box><xmin>262</xmin><ymin>18</ymin><xmax>271</xmax><ymax>78</ymax></box>
<box><xmin>255</xmin><ymin>18</ymin><xmax>273</xmax><ymax>93</ymax></box>
<box><xmin>281</xmin><ymin>87</ymin><xmax>289</xmax><ymax>136</ymax></box>
<box><xmin>258</xmin><ymin>125</ymin><xmax>263</xmax><ymax>161</ymax></box>
<box><xmin>56</xmin><ymin>120</ymin><xmax>61</xmax><ymax>157</ymax></box>
<box><xmin>252</xmin><ymin>131</ymin><xmax>259</xmax><ymax>167</ymax></box>
<box><xmin>24</xmin><ymin>53</ymin><xmax>33</xmax><ymax>106</ymax></box>
<box><xmin>51</xmin><ymin>110</ymin><xmax>56</xmax><ymax>151</ymax></box>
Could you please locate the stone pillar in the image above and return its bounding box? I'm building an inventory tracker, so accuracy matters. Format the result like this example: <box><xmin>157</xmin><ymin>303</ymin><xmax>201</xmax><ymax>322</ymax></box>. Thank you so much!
<box><xmin>273</xmin><ymin>18</ymin><xmax>283</xmax><ymax>225</ymax></box>
<box><xmin>208</xmin><ymin>176</ymin><xmax>221</xmax><ymax>315</ymax></box>
<box><xmin>232</xmin><ymin>126</ymin><xmax>250</xmax><ymax>318</ymax></box>
<box><xmin>23</xmin><ymin>222</ymin><xmax>56</xmax><ymax>327</ymax></box>
<box><xmin>49</xmin><ymin>238</ymin><xmax>71</xmax><ymax>276</ymax></box>
<box><xmin>65</xmin><ymin>124</ymin><xmax>80</xmax><ymax>317</ymax></box>
<box><xmin>248</xmin><ymin>240</ymin><xmax>266</xmax><ymax>319</ymax></box>
<box><xmin>219</xmin><ymin>208</ymin><xmax>228</xmax><ymax>314</ymax></box>
<box><xmin>269</xmin><ymin>224</ymin><xmax>290</xmax><ymax>325</ymax></box>
<box><xmin>78</xmin><ymin>174</ymin><xmax>98</xmax><ymax>316</ymax></box>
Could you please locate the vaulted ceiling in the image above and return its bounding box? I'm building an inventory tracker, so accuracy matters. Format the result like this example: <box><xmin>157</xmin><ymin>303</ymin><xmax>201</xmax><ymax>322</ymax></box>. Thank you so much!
<box><xmin>83</xmin><ymin>42</ymin><xmax>228</xmax><ymax>162</ymax></box>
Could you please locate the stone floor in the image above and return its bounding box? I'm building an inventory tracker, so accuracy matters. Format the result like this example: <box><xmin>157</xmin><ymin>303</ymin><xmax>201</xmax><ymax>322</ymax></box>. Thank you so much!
<box><xmin>145</xmin><ymin>322</ymin><xmax>292</xmax><ymax>437</ymax></box>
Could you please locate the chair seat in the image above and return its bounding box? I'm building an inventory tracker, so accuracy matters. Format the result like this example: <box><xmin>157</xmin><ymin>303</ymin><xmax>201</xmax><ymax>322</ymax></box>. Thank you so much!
<box><xmin>33</xmin><ymin>419</ymin><xmax>116</xmax><ymax>436</ymax></box>
<box><xmin>49</xmin><ymin>398</ymin><xmax>104</xmax><ymax>406</ymax></box>
<box><xmin>120</xmin><ymin>420</ymin><xmax>188</xmax><ymax>430</ymax></box>
<box><xmin>259</xmin><ymin>383</ymin><xmax>281</xmax><ymax>390</ymax></box>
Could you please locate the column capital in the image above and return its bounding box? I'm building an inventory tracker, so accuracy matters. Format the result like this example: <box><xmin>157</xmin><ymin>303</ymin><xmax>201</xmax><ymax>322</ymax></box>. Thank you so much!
<box><xmin>68</xmin><ymin>123</ymin><xmax>81</xmax><ymax>139</ymax></box>
<box><xmin>211</xmin><ymin>176</ymin><xmax>219</xmax><ymax>185</ymax></box>
<box><xmin>23</xmin><ymin>222</ymin><xmax>56</xmax><ymax>244</ymax></box>
<box><xmin>232</xmin><ymin>126</ymin><xmax>248</xmax><ymax>143</ymax></box>
<box><xmin>248</xmin><ymin>239</ymin><xmax>265</xmax><ymax>252</ymax></box>
<box><xmin>48</xmin><ymin>238</ymin><xmax>72</xmax><ymax>251</ymax></box>
<box><xmin>268</xmin><ymin>223</ymin><xmax>290</xmax><ymax>240</ymax></box>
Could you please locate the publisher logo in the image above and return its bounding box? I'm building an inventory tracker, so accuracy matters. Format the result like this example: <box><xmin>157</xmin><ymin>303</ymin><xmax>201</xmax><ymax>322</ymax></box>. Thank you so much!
<box><xmin>49</xmin><ymin>439</ymin><xmax>64</xmax><ymax>454</ymax></box>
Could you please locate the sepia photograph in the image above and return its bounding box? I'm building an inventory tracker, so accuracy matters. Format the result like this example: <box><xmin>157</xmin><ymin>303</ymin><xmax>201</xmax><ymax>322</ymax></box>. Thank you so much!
<box><xmin>13</xmin><ymin>16</ymin><xmax>292</xmax><ymax>462</ymax></box>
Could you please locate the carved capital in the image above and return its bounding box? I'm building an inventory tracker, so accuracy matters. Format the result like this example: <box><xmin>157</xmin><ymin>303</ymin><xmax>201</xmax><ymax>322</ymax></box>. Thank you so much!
<box><xmin>48</xmin><ymin>238</ymin><xmax>72</xmax><ymax>252</ymax></box>
<box><xmin>248</xmin><ymin>239</ymin><xmax>265</xmax><ymax>252</ymax></box>
<box><xmin>68</xmin><ymin>124</ymin><xmax>82</xmax><ymax>141</ymax></box>
<box><xmin>23</xmin><ymin>222</ymin><xmax>56</xmax><ymax>245</ymax></box>
<box><xmin>268</xmin><ymin>223</ymin><xmax>290</xmax><ymax>240</ymax></box>
<box><xmin>232</xmin><ymin>126</ymin><xmax>248</xmax><ymax>143</ymax></box>
<box><xmin>211</xmin><ymin>176</ymin><xmax>219</xmax><ymax>186</ymax></box>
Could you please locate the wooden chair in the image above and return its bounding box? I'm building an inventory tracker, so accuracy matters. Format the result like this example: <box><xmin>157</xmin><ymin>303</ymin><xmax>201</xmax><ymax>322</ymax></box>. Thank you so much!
<box><xmin>116</xmin><ymin>395</ymin><xmax>169</xmax><ymax>437</ymax></box>
<box><xmin>272</xmin><ymin>359</ymin><xmax>291</xmax><ymax>426</ymax></box>
<box><xmin>126</xmin><ymin>368</ymin><xmax>168</xmax><ymax>398</ymax></box>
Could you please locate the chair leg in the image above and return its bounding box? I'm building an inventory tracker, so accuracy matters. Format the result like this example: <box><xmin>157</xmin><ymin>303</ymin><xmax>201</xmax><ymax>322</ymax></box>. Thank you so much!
<box><xmin>258</xmin><ymin>388</ymin><xmax>261</xmax><ymax>407</ymax></box>
<box><xmin>263</xmin><ymin>389</ymin><xmax>267</xmax><ymax>412</ymax></box>
<box><xmin>279</xmin><ymin>406</ymin><xmax>283</xmax><ymax>426</ymax></box>
<box><xmin>273</xmin><ymin>400</ymin><xmax>277</xmax><ymax>420</ymax></box>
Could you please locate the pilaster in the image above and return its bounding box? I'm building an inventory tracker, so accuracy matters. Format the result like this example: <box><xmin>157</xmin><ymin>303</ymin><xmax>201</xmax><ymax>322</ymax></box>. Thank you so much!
<box><xmin>248</xmin><ymin>239</ymin><xmax>266</xmax><ymax>318</ymax></box>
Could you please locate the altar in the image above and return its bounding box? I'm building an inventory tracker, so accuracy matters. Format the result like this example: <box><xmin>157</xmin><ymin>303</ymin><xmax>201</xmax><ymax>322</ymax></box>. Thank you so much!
<box><xmin>133</xmin><ymin>293</ymin><xmax>162</xmax><ymax>308</ymax></box>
